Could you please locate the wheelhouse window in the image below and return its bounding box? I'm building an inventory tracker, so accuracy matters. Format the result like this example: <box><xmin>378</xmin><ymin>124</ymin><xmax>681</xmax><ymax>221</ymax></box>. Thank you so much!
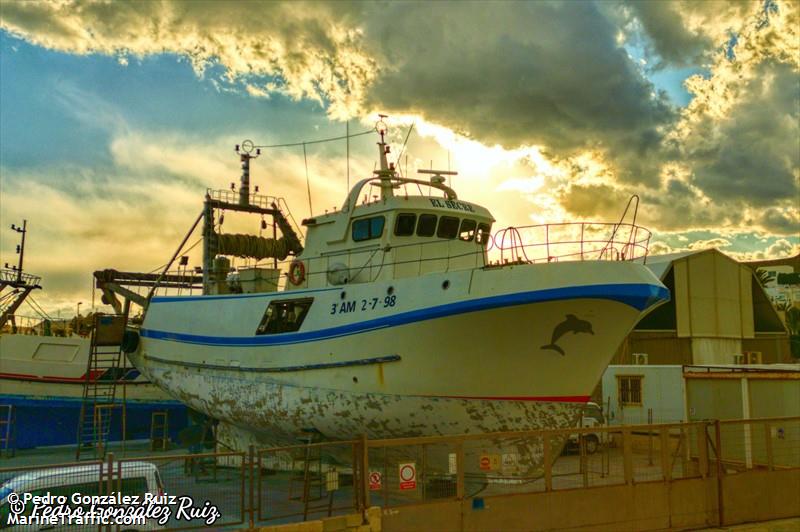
<box><xmin>352</xmin><ymin>216</ymin><xmax>385</xmax><ymax>242</ymax></box>
<box><xmin>618</xmin><ymin>375</ymin><xmax>643</xmax><ymax>406</ymax></box>
<box><xmin>437</xmin><ymin>216</ymin><xmax>460</xmax><ymax>239</ymax></box>
<box><xmin>416</xmin><ymin>214</ymin><xmax>437</xmax><ymax>237</ymax></box>
<box><xmin>394</xmin><ymin>213</ymin><xmax>416</xmax><ymax>236</ymax></box>
<box><xmin>458</xmin><ymin>219</ymin><xmax>477</xmax><ymax>241</ymax></box>
<box><xmin>256</xmin><ymin>298</ymin><xmax>314</xmax><ymax>335</ymax></box>
<box><xmin>476</xmin><ymin>223</ymin><xmax>492</xmax><ymax>247</ymax></box>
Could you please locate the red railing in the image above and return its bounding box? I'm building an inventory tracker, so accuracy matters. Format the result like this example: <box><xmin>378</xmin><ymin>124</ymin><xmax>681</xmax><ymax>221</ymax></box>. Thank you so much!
<box><xmin>490</xmin><ymin>221</ymin><xmax>651</xmax><ymax>264</ymax></box>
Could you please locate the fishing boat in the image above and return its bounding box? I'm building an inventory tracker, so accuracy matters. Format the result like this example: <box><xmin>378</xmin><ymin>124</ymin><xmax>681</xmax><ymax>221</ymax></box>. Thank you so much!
<box><xmin>124</xmin><ymin>124</ymin><xmax>669</xmax><ymax>454</ymax></box>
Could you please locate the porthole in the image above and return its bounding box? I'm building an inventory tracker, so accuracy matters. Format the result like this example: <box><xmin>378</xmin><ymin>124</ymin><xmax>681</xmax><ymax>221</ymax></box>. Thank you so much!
<box><xmin>387</xmin><ymin>286</ymin><xmax>395</xmax><ymax>295</ymax></box>
<box><xmin>442</xmin><ymin>280</ymin><xmax>450</xmax><ymax>290</ymax></box>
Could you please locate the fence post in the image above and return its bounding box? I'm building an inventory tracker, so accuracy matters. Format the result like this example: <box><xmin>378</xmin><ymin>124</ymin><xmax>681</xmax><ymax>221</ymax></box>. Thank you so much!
<box><xmin>764</xmin><ymin>422</ymin><xmax>773</xmax><ymax>471</ymax></box>
<box><xmin>659</xmin><ymin>428</ymin><xmax>671</xmax><ymax>481</ymax></box>
<box><xmin>647</xmin><ymin>408</ymin><xmax>654</xmax><ymax>466</ymax></box>
<box><xmin>106</xmin><ymin>452</ymin><xmax>114</xmax><ymax>532</ymax></box>
<box><xmin>543</xmin><ymin>434</ymin><xmax>552</xmax><ymax>492</ymax></box>
<box><xmin>622</xmin><ymin>428</ymin><xmax>633</xmax><ymax>485</ymax></box>
<box><xmin>714</xmin><ymin>420</ymin><xmax>724</xmax><ymax>526</ymax></box>
<box><xmin>697</xmin><ymin>423</ymin><xmax>709</xmax><ymax>478</ymax></box>
<box><xmin>456</xmin><ymin>441</ymin><xmax>465</xmax><ymax>500</ymax></box>
<box><xmin>360</xmin><ymin>433</ymin><xmax>370</xmax><ymax>513</ymax></box>
<box><xmin>248</xmin><ymin>445</ymin><xmax>255</xmax><ymax>529</ymax></box>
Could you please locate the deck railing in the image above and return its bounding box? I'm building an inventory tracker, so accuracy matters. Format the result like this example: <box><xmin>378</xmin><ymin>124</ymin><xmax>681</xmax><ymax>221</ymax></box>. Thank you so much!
<box><xmin>492</xmin><ymin>222</ymin><xmax>652</xmax><ymax>265</ymax></box>
<box><xmin>0</xmin><ymin>268</ymin><xmax>41</xmax><ymax>286</ymax></box>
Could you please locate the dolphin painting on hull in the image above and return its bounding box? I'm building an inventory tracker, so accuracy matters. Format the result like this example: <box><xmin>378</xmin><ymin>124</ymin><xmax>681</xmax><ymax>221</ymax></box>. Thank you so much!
<box><xmin>541</xmin><ymin>314</ymin><xmax>594</xmax><ymax>356</ymax></box>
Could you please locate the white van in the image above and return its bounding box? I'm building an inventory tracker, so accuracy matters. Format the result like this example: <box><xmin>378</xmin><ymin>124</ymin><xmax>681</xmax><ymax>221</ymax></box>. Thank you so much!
<box><xmin>566</xmin><ymin>402</ymin><xmax>607</xmax><ymax>454</ymax></box>
<box><xmin>0</xmin><ymin>461</ymin><xmax>164</xmax><ymax>531</ymax></box>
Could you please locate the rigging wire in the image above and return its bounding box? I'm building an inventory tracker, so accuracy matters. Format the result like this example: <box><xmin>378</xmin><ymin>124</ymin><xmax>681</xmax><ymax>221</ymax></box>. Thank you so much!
<box><xmin>254</xmin><ymin>127</ymin><xmax>375</xmax><ymax>149</ymax></box>
<box><xmin>146</xmin><ymin>236</ymin><xmax>203</xmax><ymax>274</ymax></box>
<box><xmin>26</xmin><ymin>294</ymin><xmax>54</xmax><ymax>320</ymax></box>
<box><xmin>394</xmin><ymin>122</ymin><xmax>415</xmax><ymax>170</ymax></box>
<box><xmin>303</xmin><ymin>142</ymin><xmax>313</xmax><ymax>216</ymax></box>
<box><xmin>23</xmin><ymin>298</ymin><xmax>49</xmax><ymax>321</ymax></box>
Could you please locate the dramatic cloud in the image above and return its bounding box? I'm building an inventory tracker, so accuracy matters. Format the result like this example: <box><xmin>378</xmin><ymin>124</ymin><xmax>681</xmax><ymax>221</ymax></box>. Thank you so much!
<box><xmin>621</xmin><ymin>0</ymin><xmax>756</xmax><ymax>69</ymax></box>
<box><xmin>0</xmin><ymin>0</ymin><xmax>374</xmax><ymax>117</ymax></box>
<box><xmin>1</xmin><ymin>0</ymin><xmax>798</xmax><ymax>312</ymax></box>
<box><xmin>363</xmin><ymin>1</ymin><xmax>674</xmax><ymax>181</ymax></box>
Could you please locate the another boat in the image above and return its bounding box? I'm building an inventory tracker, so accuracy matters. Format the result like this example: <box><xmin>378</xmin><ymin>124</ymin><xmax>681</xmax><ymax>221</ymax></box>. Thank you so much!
<box><xmin>0</xmin><ymin>330</ymin><xmax>188</xmax><ymax>449</ymax></box>
<box><xmin>0</xmin><ymin>227</ymin><xmax>187</xmax><ymax>450</ymax></box>
<box><xmin>125</xmin><ymin>125</ymin><xmax>669</xmax><ymax>456</ymax></box>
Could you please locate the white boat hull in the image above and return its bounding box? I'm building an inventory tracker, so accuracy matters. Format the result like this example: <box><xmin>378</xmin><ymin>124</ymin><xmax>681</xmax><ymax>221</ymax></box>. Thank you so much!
<box><xmin>132</xmin><ymin>261</ymin><xmax>668</xmax><ymax>448</ymax></box>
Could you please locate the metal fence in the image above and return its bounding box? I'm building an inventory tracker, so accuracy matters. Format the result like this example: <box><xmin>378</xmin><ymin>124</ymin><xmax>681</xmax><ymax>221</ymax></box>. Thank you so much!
<box><xmin>256</xmin><ymin>439</ymin><xmax>362</xmax><ymax>524</ymax></box>
<box><xmin>1</xmin><ymin>417</ymin><xmax>798</xmax><ymax>530</ymax></box>
<box><xmin>360</xmin><ymin>421</ymin><xmax>711</xmax><ymax>508</ymax></box>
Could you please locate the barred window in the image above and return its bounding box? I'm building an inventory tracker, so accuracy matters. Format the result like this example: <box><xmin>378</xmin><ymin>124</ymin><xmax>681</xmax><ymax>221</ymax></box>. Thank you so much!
<box><xmin>618</xmin><ymin>376</ymin><xmax>643</xmax><ymax>406</ymax></box>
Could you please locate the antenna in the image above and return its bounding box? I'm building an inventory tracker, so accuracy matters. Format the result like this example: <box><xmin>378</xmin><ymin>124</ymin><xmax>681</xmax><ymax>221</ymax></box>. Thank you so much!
<box><xmin>373</xmin><ymin>115</ymin><xmax>395</xmax><ymax>200</ymax></box>
<box><xmin>9</xmin><ymin>220</ymin><xmax>28</xmax><ymax>284</ymax></box>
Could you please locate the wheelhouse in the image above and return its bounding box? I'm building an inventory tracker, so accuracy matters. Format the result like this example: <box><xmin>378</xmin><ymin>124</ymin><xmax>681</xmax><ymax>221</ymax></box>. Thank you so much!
<box><xmin>296</xmin><ymin>191</ymin><xmax>495</xmax><ymax>288</ymax></box>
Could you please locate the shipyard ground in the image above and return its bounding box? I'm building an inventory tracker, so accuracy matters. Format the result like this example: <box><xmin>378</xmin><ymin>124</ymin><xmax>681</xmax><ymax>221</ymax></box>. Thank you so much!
<box><xmin>2</xmin><ymin>438</ymin><xmax>798</xmax><ymax>531</ymax></box>
<box><xmin>701</xmin><ymin>518</ymin><xmax>800</xmax><ymax>531</ymax></box>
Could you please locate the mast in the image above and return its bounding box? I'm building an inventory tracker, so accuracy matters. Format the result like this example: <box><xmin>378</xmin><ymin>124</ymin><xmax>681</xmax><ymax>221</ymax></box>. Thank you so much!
<box><xmin>374</xmin><ymin>116</ymin><xmax>396</xmax><ymax>200</ymax></box>
<box><xmin>1</xmin><ymin>220</ymin><xmax>42</xmax><ymax>330</ymax></box>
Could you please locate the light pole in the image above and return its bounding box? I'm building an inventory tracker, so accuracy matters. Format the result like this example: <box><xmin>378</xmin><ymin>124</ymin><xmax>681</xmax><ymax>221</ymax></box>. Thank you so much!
<box><xmin>77</xmin><ymin>301</ymin><xmax>83</xmax><ymax>318</ymax></box>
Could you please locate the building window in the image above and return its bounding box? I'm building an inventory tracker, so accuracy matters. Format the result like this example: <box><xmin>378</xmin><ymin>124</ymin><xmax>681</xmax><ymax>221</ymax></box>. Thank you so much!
<box><xmin>352</xmin><ymin>216</ymin><xmax>385</xmax><ymax>242</ymax></box>
<box><xmin>394</xmin><ymin>213</ymin><xmax>417</xmax><ymax>236</ymax></box>
<box><xmin>458</xmin><ymin>219</ymin><xmax>477</xmax><ymax>241</ymax></box>
<box><xmin>437</xmin><ymin>216</ymin><xmax>460</xmax><ymax>239</ymax></box>
<box><xmin>256</xmin><ymin>298</ymin><xmax>314</xmax><ymax>335</ymax></box>
<box><xmin>618</xmin><ymin>375</ymin><xmax>643</xmax><ymax>406</ymax></box>
<box><xmin>416</xmin><ymin>214</ymin><xmax>437</xmax><ymax>237</ymax></box>
<box><xmin>476</xmin><ymin>223</ymin><xmax>492</xmax><ymax>247</ymax></box>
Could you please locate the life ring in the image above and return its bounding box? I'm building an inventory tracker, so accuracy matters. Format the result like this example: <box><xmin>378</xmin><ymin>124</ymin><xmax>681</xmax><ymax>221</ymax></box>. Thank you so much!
<box><xmin>288</xmin><ymin>260</ymin><xmax>306</xmax><ymax>285</ymax></box>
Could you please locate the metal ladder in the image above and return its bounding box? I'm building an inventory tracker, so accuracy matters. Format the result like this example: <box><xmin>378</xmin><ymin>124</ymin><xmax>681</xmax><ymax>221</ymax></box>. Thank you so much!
<box><xmin>0</xmin><ymin>404</ymin><xmax>16</xmax><ymax>457</ymax></box>
<box><xmin>76</xmin><ymin>313</ymin><xmax>127</xmax><ymax>460</ymax></box>
<box><xmin>288</xmin><ymin>430</ymin><xmax>333</xmax><ymax>520</ymax></box>
<box><xmin>150</xmin><ymin>411</ymin><xmax>169</xmax><ymax>451</ymax></box>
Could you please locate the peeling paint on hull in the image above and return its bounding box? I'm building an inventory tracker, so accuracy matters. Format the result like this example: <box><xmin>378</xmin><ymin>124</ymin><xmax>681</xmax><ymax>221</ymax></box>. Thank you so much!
<box><xmin>130</xmin><ymin>356</ymin><xmax>583</xmax><ymax>442</ymax></box>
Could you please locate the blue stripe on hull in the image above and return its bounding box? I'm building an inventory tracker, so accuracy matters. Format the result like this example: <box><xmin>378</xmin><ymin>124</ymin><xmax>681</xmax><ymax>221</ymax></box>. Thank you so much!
<box><xmin>142</xmin><ymin>282</ymin><xmax>669</xmax><ymax>347</ymax></box>
<box><xmin>0</xmin><ymin>395</ymin><xmax>189</xmax><ymax>450</ymax></box>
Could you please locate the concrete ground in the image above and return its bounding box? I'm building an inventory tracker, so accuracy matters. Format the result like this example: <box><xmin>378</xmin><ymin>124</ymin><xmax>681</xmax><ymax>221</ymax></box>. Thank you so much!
<box><xmin>699</xmin><ymin>518</ymin><xmax>800</xmax><ymax>531</ymax></box>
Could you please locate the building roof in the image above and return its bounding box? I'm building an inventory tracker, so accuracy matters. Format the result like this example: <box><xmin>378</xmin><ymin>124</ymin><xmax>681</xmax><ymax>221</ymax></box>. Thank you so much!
<box><xmin>633</xmin><ymin>248</ymin><xmax>787</xmax><ymax>336</ymax></box>
<box><xmin>638</xmin><ymin>250</ymin><xmax>703</xmax><ymax>280</ymax></box>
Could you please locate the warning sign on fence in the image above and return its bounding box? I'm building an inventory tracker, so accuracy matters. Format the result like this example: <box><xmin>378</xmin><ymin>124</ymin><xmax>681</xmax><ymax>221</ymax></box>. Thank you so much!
<box><xmin>398</xmin><ymin>462</ymin><xmax>417</xmax><ymax>490</ymax></box>
<box><xmin>369</xmin><ymin>471</ymin><xmax>382</xmax><ymax>491</ymax></box>
<box><xmin>479</xmin><ymin>454</ymin><xmax>501</xmax><ymax>471</ymax></box>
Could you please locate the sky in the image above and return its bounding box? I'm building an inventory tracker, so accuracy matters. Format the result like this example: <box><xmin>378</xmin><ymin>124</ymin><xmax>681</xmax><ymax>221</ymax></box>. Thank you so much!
<box><xmin>0</xmin><ymin>0</ymin><xmax>798</xmax><ymax>316</ymax></box>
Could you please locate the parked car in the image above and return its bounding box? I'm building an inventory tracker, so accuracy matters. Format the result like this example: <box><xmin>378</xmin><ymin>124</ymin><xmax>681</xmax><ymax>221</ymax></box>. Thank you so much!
<box><xmin>565</xmin><ymin>402</ymin><xmax>606</xmax><ymax>454</ymax></box>
<box><xmin>0</xmin><ymin>461</ymin><xmax>164</xmax><ymax>531</ymax></box>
